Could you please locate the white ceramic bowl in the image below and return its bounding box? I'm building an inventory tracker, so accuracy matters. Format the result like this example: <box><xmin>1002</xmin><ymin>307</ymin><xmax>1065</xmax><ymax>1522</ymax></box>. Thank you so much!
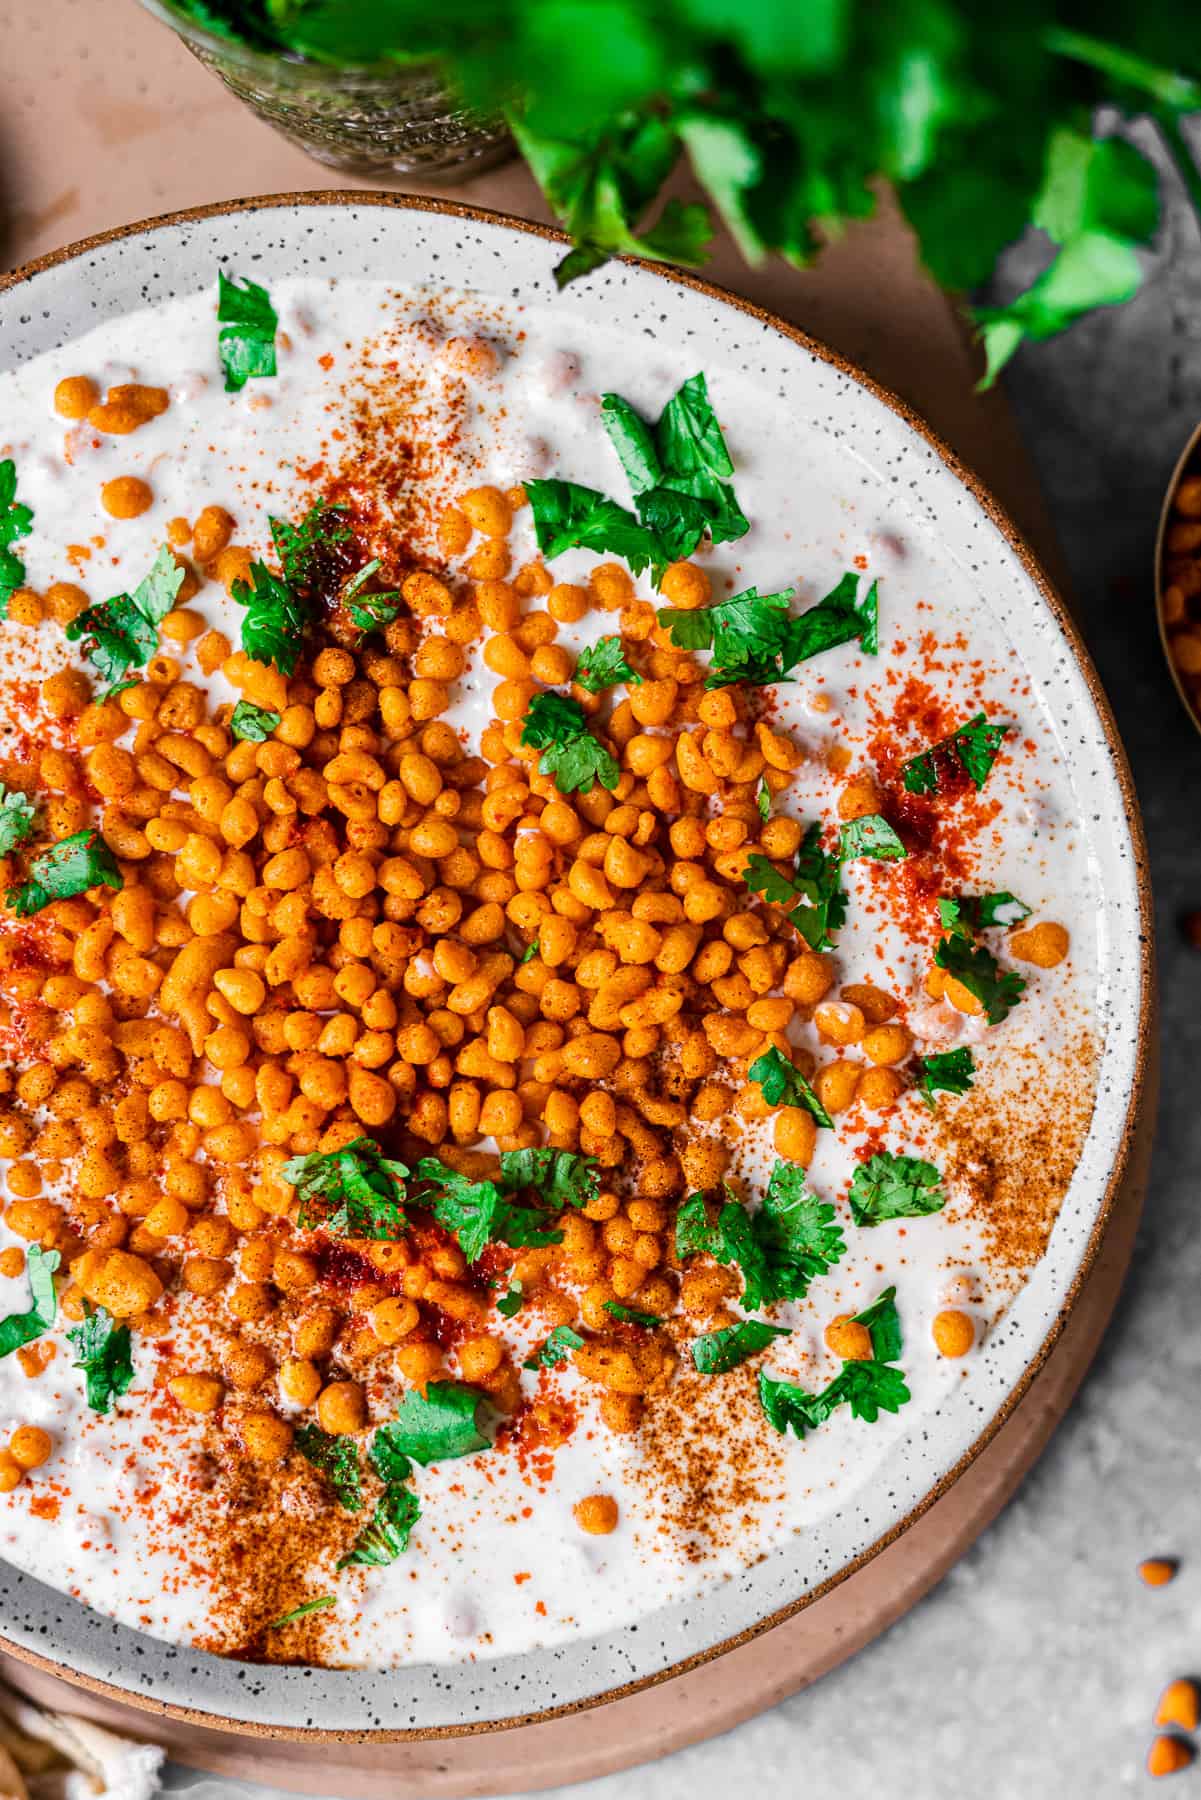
<box><xmin>0</xmin><ymin>195</ymin><xmax>1152</xmax><ymax>1738</ymax></box>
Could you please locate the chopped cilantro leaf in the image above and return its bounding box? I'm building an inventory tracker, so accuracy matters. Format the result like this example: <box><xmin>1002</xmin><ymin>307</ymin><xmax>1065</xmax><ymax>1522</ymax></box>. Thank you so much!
<box><xmin>65</xmin><ymin>545</ymin><xmax>185</xmax><ymax>686</ymax></box>
<box><xmin>525</xmin><ymin>478</ymin><xmax>663</xmax><ymax>578</ymax></box>
<box><xmin>230</xmin><ymin>700</ymin><xmax>280</xmax><ymax>742</ymax></box>
<box><xmin>338</xmin><ymin>1483</ymin><xmax>421</xmax><ymax>1569</ymax></box>
<box><xmin>217</xmin><ymin>270</ymin><xmax>278</xmax><ymax>392</ymax></box>
<box><xmin>523</xmin><ymin>1324</ymin><xmax>585</xmax><ymax>1371</ymax></box>
<box><xmin>901</xmin><ymin>713</ymin><xmax>1010</xmax><ymax>795</ymax></box>
<box><xmin>283</xmin><ymin>1139</ymin><xmax>408</xmax><ymax>1239</ymax></box>
<box><xmin>67</xmin><ymin>1304</ymin><xmax>134</xmax><ymax>1414</ymax></box>
<box><xmin>498</xmin><ymin>1148</ymin><xmax>599</xmax><ymax>1210</ymax></box>
<box><xmin>659</xmin><ymin>571</ymin><xmax>875</xmax><ymax>689</ymax></box>
<box><xmin>916</xmin><ymin>1047</ymin><xmax>976</xmax><ymax>1110</ymax></box>
<box><xmin>839</xmin><ymin>813</ymin><xmax>906</xmax><ymax>862</ymax></box>
<box><xmin>748</xmin><ymin>1045</ymin><xmax>834</xmax><ymax>1129</ymax></box>
<box><xmin>574</xmin><ymin>635</ymin><xmax>642</xmax><ymax>692</ymax></box>
<box><xmin>758</xmin><ymin>1360</ymin><xmax>911</xmax><ymax>1439</ymax></box>
<box><xmin>496</xmin><ymin>1282</ymin><xmax>524</xmax><ymax>1319</ymax></box>
<box><xmin>269</xmin><ymin>499</ymin><xmax>352</xmax><ymax>589</ymax></box>
<box><xmin>381</xmin><ymin>1381</ymin><xmax>490</xmax><ymax>1466</ymax></box>
<box><xmin>603</xmin><ymin>1300</ymin><xmax>663</xmax><ymax>1327</ymax></box>
<box><xmin>346</xmin><ymin>567</ymin><xmax>402</xmax><ymax>635</ymax></box>
<box><xmin>414</xmin><ymin>1159</ymin><xmax>505</xmax><ymax>1264</ymax></box>
<box><xmin>0</xmin><ymin>787</ymin><xmax>36</xmax><ymax>856</ymax></box>
<box><xmin>0</xmin><ymin>459</ymin><xmax>33</xmax><ymax>618</ymax></box>
<box><xmin>757</xmin><ymin>779</ymin><xmax>771</xmax><ymax>822</ymax></box>
<box><xmin>295</xmin><ymin>1424</ymin><xmax>364</xmax><ymax>1511</ymax></box>
<box><xmin>744</xmin><ymin>821</ymin><xmax>847</xmax><ymax>952</ymax></box>
<box><xmin>940</xmin><ymin>892</ymin><xmax>1031</xmax><ymax>932</ymax></box>
<box><xmin>849</xmin><ymin>1153</ymin><xmax>945</xmax><ymax>1226</ymax></box>
<box><xmin>232</xmin><ymin>560</ymin><xmax>314</xmax><ymax>675</ymax></box>
<box><xmin>0</xmin><ymin>1246</ymin><xmax>59</xmax><ymax>1359</ymax></box>
<box><xmin>934</xmin><ymin>931</ymin><xmax>1027</xmax><ymax>1024</ymax></box>
<box><xmin>519</xmin><ymin>691</ymin><xmax>620</xmax><ymax>795</ymax></box>
<box><xmin>851</xmin><ymin>1286</ymin><xmax>903</xmax><ymax>1364</ymax></box>
<box><xmin>268</xmin><ymin>1595</ymin><xmax>336</xmax><ymax>1628</ymax></box>
<box><xmin>520</xmin><ymin>941</ymin><xmax>539</xmax><ymax>964</ymax></box>
<box><xmin>692</xmin><ymin>1318</ymin><xmax>789</xmax><ymax>1374</ymax></box>
<box><xmin>599</xmin><ymin>394</ymin><xmax>661</xmax><ymax>492</ymax></box>
<box><xmin>8</xmin><ymin>829</ymin><xmax>122</xmax><ymax>918</ymax></box>
<box><xmin>751</xmin><ymin>1163</ymin><xmax>847</xmax><ymax>1307</ymax></box>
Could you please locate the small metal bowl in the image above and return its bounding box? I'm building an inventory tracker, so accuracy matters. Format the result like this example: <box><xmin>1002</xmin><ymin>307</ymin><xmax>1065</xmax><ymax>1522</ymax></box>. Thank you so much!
<box><xmin>1155</xmin><ymin>416</ymin><xmax>1201</xmax><ymax>733</ymax></box>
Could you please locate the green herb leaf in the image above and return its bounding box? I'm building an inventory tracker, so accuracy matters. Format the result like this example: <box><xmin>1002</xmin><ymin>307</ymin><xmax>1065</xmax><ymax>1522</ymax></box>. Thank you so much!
<box><xmin>380</xmin><ymin>1381</ymin><xmax>490</xmax><ymax>1466</ymax></box>
<box><xmin>748</xmin><ymin>1045</ymin><xmax>833</xmax><ymax>1129</ymax></box>
<box><xmin>934</xmin><ymin>931</ymin><xmax>1027</xmax><ymax>1024</ymax></box>
<box><xmin>751</xmin><ymin>1162</ymin><xmax>847</xmax><ymax>1307</ymax></box>
<box><xmin>346</xmin><ymin>569</ymin><xmax>403</xmax><ymax>635</ymax></box>
<box><xmin>691</xmin><ymin>1318</ymin><xmax>789</xmax><ymax>1374</ymax></box>
<box><xmin>0</xmin><ymin>460</ymin><xmax>33</xmax><ymax>618</ymax></box>
<box><xmin>525</xmin><ymin>478</ymin><xmax>663</xmax><ymax>578</ymax></box>
<box><xmin>849</xmin><ymin>1153</ymin><xmax>945</xmax><ymax>1227</ymax></box>
<box><xmin>268</xmin><ymin>1595</ymin><xmax>336</xmax><ymax>1628</ymax></box>
<box><xmin>498</xmin><ymin>1148</ymin><xmax>600</xmax><ymax>1210</ymax></box>
<box><xmin>217</xmin><ymin>269</ymin><xmax>278</xmax><ymax>392</ymax></box>
<box><xmin>283</xmin><ymin>1139</ymin><xmax>408</xmax><ymax>1239</ymax></box>
<box><xmin>574</xmin><ymin>635</ymin><xmax>643</xmax><ymax>692</ymax></box>
<box><xmin>522</xmin><ymin>1324</ymin><xmax>585</xmax><ymax>1371</ymax></box>
<box><xmin>0</xmin><ymin>1246</ymin><xmax>59</xmax><ymax>1358</ymax></box>
<box><xmin>744</xmin><ymin>821</ymin><xmax>847</xmax><ymax>952</ymax></box>
<box><xmin>66</xmin><ymin>1304</ymin><xmax>134</xmax><ymax>1414</ymax></box>
<box><xmin>66</xmin><ymin>545</ymin><xmax>186</xmax><ymax>686</ymax></box>
<box><xmin>940</xmin><ymin>892</ymin><xmax>1031</xmax><ymax>932</ymax></box>
<box><xmin>0</xmin><ymin>787</ymin><xmax>36</xmax><ymax>856</ymax></box>
<box><xmin>916</xmin><ymin>1046</ymin><xmax>976</xmax><ymax>1110</ymax></box>
<box><xmin>338</xmin><ymin>1482</ymin><xmax>421</xmax><ymax>1569</ymax></box>
<box><xmin>232</xmin><ymin>560</ymin><xmax>314</xmax><ymax>676</ymax></box>
<box><xmin>520</xmin><ymin>691</ymin><xmax>620</xmax><ymax>795</ymax></box>
<box><xmin>759</xmin><ymin>1359</ymin><xmax>911</xmax><ymax>1439</ymax></box>
<box><xmin>520</xmin><ymin>941</ymin><xmax>540</xmax><ymax>964</ymax></box>
<box><xmin>295</xmin><ymin>1424</ymin><xmax>364</xmax><ymax>1511</ymax></box>
<box><xmin>414</xmin><ymin>1159</ymin><xmax>505</xmax><ymax>1264</ymax></box>
<box><xmin>901</xmin><ymin>713</ymin><xmax>1010</xmax><ymax>796</ymax></box>
<box><xmin>851</xmin><ymin>1286</ymin><xmax>903</xmax><ymax>1364</ymax></box>
<box><xmin>603</xmin><ymin>1300</ymin><xmax>663</xmax><ymax>1328</ymax></box>
<box><xmin>600</xmin><ymin>393</ymin><xmax>661</xmax><ymax>493</ymax></box>
<box><xmin>838</xmin><ymin>814</ymin><xmax>906</xmax><ymax>862</ymax></box>
<box><xmin>230</xmin><ymin>700</ymin><xmax>280</xmax><ymax>742</ymax></box>
<box><xmin>496</xmin><ymin>1281</ymin><xmax>525</xmax><ymax>1319</ymax></box>
<box><xmin>8</xmin><ymin>829</ymin><xmax>122</xmax><ymax>918</ymax></box>
<box><xmin>600</xmin><ymin>373</ymin><xmax>747</xmax><ymax>562</ymax></box>
<box><xmin>270</xmin><ymin>500</ymin><xmax>353</xmax><ymax>593</ymax></box>
<box><xmin>757</xmin><ymin>779</ymin><xmax>771</xmax><ymax>822</ymax></box>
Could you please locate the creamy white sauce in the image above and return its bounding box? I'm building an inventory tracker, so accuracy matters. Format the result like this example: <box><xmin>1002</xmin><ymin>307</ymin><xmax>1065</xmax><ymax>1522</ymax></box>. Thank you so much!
<box><xmin>0</xmin><ymin>281</ymin><xmax>1100</xmax><ymax>1666</ymax></box>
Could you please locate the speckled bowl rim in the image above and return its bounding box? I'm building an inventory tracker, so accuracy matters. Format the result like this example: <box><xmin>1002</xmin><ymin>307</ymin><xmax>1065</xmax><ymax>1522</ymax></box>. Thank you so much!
<box><xmin>1154</xmin><ymin>416</ymin><xmax>1201</xmax><ymax>735</ymax></box>
<box><xmin>0</xmin><ymin>190</ymin><xmax>1154</xmax><ymax>1741</ymax></box>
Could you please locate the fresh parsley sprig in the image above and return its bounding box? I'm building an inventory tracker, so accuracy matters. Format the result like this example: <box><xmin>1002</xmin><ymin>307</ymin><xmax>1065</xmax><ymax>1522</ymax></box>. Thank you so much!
<box><xmin>68</xmin><ymin>1305</ymin><xmax>134</xmax><ymax>1414</ymax></box>
<box><xmin>692</xmin><ymin>1318</ymin><xmax>789</xmax><ymax>1374</ymax></box>
<box><xmin>915</xmin><ymin>1047</ymin><xmax>976</xmax><ymax>1109</ymax></box>
<box><xmin>230</xmin><ymin>700</ymin><xmax>280</xmax><ymax>742</ymax></box>
<box><xmin>659</xmin><ymin>572</ymin><xmax>877</xmax><ymax>689</ymax></box>
<box><xmin>296</xmin><ymin>1424</ymin><xmax>364</xmax><ymax>1511</ymax></box>
<box><xmin>65</xmin><ymin>545</ymin><xmax>185</xmax><ymax>688</ymax></box>
<box><xmin>0</xmin><ymin>787</ymin><xmax>36</xmax><ymax>857</ymax></box>
<box><xmin>574</xmin><ymin>636</ymin><xmax>643</xmax><ymax>693</ymax></box>
<box><xmin>519</xmin><ymin>691</ymin><xmax>620</xmax><ymax>795</ymax></box>
<box><xmin>939</xmin><ymin>892</ymin><xmax>1031</xmax><ymax>932</ymax></box>
<box><xmin>743</xmin><ymin>822</ymin><xmax>847</xmax><ymax>953</ymax></box>
<box><xmin>413</xmin><ymin>1150</ymin><xmax>596</xmax><ymax>1262</ymax></box>
<box><xmin>523</xmin><ymin>1324</ymin><xmax>585</xmax><ymax>1371</ymax></box>
<box><xmin>759</xmin><ymin>1286</ymin><xmax>910</xmax><ymax>1438</ymax></box>
<box><xmin>217</xmin><ymin>270</ymin><xmax>278</xmax><ymax>392</ymax></box>
<box><xmin>675</xmin><ymin>1164</ymin><xmax>846</xmax><ymax>1311</ymax></box>
<box><xmin>0</xmin><ymin>460</ymin><xmax>33</xmax><ymax>618</ymax></box>
<box><xmin>600</xmin><ymin>371</ymin><xmax>748</xmax><ymax>560</ymax></box>
<box><xmin>232</xmin><ymin>560</ymin><xmax>315</xmax><ymax>675</ymax></box>
<box><xmin>901</xmin><ymin>714</ymin><xmax>1010</xmax><ymax>796</ymax></box>
<box><xmin>849</xmin><ymin>1153</ymin><xmax>946</xmax><ymax>1226</ymax></box>
<box><xmin>283</xmin><ymin>1139</ymin><xmax>408</xmax><ymax>1239</ymax></box>
<box><xmin>748</xmin><ymin>1045</ymin><xmax>833</xmax><ymax>1129</ymax></box>
<box><xmin>0</xmin><ymin>1246</ymin><xmax>59</xmax><ymax>1358</ymax></box>
<box><xmin>7</xmin><ymin>829</ymin><xmax>123</xmax><ymax>918</ymax></box>
<box><xmin>934</xmin><ymin>931</ymin><xmax>1027</xmax><ymax>1024</ymax></box>
<box><xmin>373</xmin><ymin>1382</ymin><xmax>490</xmax><ymax>1466</ymax></box>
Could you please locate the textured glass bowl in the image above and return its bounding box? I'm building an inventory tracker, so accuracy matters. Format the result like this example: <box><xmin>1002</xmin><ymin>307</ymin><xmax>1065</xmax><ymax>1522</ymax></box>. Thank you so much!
<box><xmin>138</xmin><ymin>0</ymin><xmax>512</xmax><ymax>182</ymax></box>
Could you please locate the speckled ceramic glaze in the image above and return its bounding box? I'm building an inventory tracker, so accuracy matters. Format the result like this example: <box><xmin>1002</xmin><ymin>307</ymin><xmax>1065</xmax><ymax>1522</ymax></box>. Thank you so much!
<box><xmin>0</xmin><ymin>196</ymin><xmax>1151</xmax><ymax>1738</ymax></box>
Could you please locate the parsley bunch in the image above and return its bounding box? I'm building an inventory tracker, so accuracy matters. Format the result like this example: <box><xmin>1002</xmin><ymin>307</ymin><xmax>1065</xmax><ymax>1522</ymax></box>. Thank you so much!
<box><xmin>169</xmin><ymin>5</ymin><xmax>1196</xmax><ymax>372</ymax></box>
